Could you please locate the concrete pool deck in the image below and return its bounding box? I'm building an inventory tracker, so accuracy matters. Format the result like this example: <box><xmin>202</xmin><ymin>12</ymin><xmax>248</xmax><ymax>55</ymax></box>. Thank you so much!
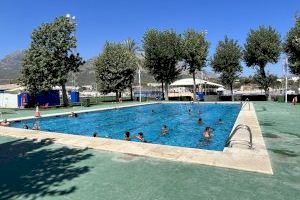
<box><xmin>0</xmin><ymin>102</ymin><xmax>299</xmax><ymax>200</ymax></box>
<box><xmin>0</xmin><ymin>102</ymin><xmax>272</xmax><ymax>174</ymax></box>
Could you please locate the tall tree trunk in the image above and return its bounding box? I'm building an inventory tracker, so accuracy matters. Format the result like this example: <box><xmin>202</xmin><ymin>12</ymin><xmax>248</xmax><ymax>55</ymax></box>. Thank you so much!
<box><xmin>192</xmin><ymin>71</ymin><xmax>196</xmax><ymax>101</ymax></box>
<box><xmin>230</xmin><ymin>84</ymin><xmax>234</xmax><ymax>102</ymax></box>
<box><xmin>130</xmin><ymin>86</ymin><xmax>133</xmax><ymax>101</ymax></box>
<box><xmin>259</xmin><ymin>66</ymin><xmax>270</xmax><ymax>101</ymax></box>
<box><xmin>164</xmin><ymin>83</ymin><xmax>169</xmax><ymax>101</ymax></box>
<box><xmin>115</xmin><ymin>90</ymin><xmax>119</xmax><ymax>102</ymax></box>
<box><xmin>161</xmin><ymin>80</ymin><xmax>165</xmax><ymax>100</ymax></box>
<box><xmin>61</xmin><ymin>83</ymin><xmax>69</xmax><ymax>107</ymax></box>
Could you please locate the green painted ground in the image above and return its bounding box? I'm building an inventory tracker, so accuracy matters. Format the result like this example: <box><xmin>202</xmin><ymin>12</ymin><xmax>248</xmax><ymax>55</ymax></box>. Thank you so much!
<box><xmin>0</xmin><ymin>101</ymin><xmax>146</xmax><ymax>120</ymax></box>
<box><xmin>0</xmin><ymin>102</ymin><xmax>299</xmax><ymax>200</ymax></box>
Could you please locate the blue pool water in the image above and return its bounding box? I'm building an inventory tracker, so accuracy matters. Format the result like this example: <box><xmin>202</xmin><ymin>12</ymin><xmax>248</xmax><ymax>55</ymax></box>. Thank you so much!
<box><xmin>10</xmin><ymin>103</ymin><xmax>241</xmax><ymax>151</ymax></box>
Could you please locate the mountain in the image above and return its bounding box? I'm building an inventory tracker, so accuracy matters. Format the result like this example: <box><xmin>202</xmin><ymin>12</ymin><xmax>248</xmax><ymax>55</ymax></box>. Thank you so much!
<box><xmin>0</xmin><ymin>50</ymin><xmax>215</xmax><ymax>86</ymax></box>
<box><xmin>0</xmin><ymin>50</ymin><xmax>25</xmax><ymax>83</ymax></box>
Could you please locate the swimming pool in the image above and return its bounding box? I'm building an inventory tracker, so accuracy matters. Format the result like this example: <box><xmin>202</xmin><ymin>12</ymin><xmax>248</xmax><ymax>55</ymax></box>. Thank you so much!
<box><xmin>10</xmin><ymin>103</ymin><xmax>241</xmax><ymax>151</ymax></box>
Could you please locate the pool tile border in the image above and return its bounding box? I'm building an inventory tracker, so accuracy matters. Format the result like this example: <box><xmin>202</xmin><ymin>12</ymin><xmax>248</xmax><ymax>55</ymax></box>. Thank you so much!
<box><xmin>0</xmin><ymin>102</ymin><xmax>273</xmax><ymax>174</ymax></box>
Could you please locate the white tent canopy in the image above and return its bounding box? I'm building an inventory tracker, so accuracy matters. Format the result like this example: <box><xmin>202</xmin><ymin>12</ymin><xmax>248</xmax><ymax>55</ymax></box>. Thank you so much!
<box><xmin>170</xmin><ymin>78</ymin><xmax>223</xmax><ymax>88</ymax></box>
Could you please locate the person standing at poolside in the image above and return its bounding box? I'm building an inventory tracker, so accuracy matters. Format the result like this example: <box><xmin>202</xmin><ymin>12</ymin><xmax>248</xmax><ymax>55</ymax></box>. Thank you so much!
<box><xmin>292</xmin><ymin>96</ymin><xmax>298</xmax><ymax>106</ymax></box>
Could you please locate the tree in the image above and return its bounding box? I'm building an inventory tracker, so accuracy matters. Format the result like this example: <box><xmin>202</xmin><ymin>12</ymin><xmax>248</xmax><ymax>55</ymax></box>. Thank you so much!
<box><xmin>19</xmin><ymin>16</ymin><xmax>84</xmax><ymax>106</ymax></box>
<box><xmin>182</xmin><ymin>29</ymin><xmax>209</xmax><ymax>101</ymax></box>
<box><xmin>284</xmin><ymin>16</ymin><xmax>300</xmax><ymax>75</ymax></box>
<box><xmin>94</xmin><ymin>42</ymin><xmax>138</xmax><ymax>101</ymax></box>
<box><xmin>211</xmin><ymin>36</ymin><xmax>242</xmax><ymax>101</ymax></box>
<box><xmin>123</xmin><ymin>38</ymin><xmax>140</xmax><ymax>100</ymax></box>
<box><xmin>143</xmin><ymin>29</ymin><xmax>182</xmax><ymax>100</ymax></box>
<box><xmin>244</xmin><ymin>26</ymin><xmax>281</xmax><ymax>100</ymax></box>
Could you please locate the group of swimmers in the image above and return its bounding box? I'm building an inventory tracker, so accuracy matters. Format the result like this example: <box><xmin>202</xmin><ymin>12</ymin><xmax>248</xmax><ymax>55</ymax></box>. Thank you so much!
<box><xmin>22</xmin><ymin>122</ymin><xmax>40</xmax><ymax>130</ymax></box>
<box><xmin>1</xmin><ymin>119</ymin><xmax>39</xmax><ymax>130</ymax></box>
<box><xmin>189</xmin><ymin>108</ymin><xmax>223</xmax><ymax>141</ymax></box>
<box><xmin>92</xmin><ymin>124</ymin><xmax>170</xmax><ymax>143</ymax></box>
<box><xmin>122</xmin><ymin>125</ymin><xmax>170</xmax><ymax>142</ymax></box>
<box><xmin>124</xmin><ymin>131</ymin><xmax>147</xmax><ymax>142</ymax></box>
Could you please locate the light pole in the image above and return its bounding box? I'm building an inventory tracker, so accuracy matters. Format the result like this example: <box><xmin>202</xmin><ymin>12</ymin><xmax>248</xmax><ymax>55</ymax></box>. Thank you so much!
<box><xmin>138</xmin><ymin>68</ymin><xmax>142</xmax><ymax>102</ymax></box>
<box><xmin>66</xmin><ymin>14</ymin><xmax>77</xmax><ymax>90</ymax></box>
<box><xmin>284</xmin><ymin>58</ymin><xmax>288</xmax><ymax>103</ymax></box>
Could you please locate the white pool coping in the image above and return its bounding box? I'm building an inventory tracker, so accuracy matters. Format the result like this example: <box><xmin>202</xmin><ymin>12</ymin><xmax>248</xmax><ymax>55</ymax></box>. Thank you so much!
<box><xmin>0</xmin><ymin>102</ymin><xmax>273</xmax><ymax>174</ymax></box>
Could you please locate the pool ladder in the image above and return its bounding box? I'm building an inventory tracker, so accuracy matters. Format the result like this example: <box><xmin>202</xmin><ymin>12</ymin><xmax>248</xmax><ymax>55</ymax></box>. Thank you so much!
<box><xmin>241</xmin><ymin>98</ymin><xmax>250</xmax><ymax>110</ymax></box>
<box><xmin>225</xmin><ymin>124</ymin><xmax>253</xmax><ymax>149</ymax></box>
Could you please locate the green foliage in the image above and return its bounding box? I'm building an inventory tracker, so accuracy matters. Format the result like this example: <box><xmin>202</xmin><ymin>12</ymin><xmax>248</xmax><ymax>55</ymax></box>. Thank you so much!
<box><xmin>94</xmin><ymin>42</ymin><xmax>138</xmax><ymax>96</ymax></box>
<box><xmin>19</xmin><ymin>16</ymin><xmax>84</xmax><ymax>105</ymax></box>
<box><xmin>243</xmin><ymin>26</ymin><xmax>281</xmax><ymax>96</ymax></box>
<box><xmin>182</xmin><ymin>29</ymin><xmax>209</xmax><ymax>100</ymax></box>
<box><xmin>244</xmin><ymin>26</ymin><xmax>281</xmax><ymax>67</ymax></box>
<box><xmin>211</xmin><ymin>36</ymin><xmax>242</xmax><ymax>94</ymax></box>
<box><xmin>284</xmin><ymin>16</ymin><xmax>300</xmax><ymax>75</ymax></box>
<box><xmin>253</xmin><ymin>74</ymin><xmax>278</xmax><ymax>89</ymax></box>
<box><xmin>143</xmin><ymin>29</ymin><xmax>182</xmax><ymax>99</ymax></box>
<box><xmin>182</xmin><ymin>29</ymin><xmax>209</xmax><ymax>74</ymax></box>
<box><xmin>143</xmin><ymin>29</ymin><xmax>182</xmax><ymax>84</ymax></box>
<box><xmin>123</xmin><ymin>38</ymin><xmax>140</xmax><ymax>53</ymax></box>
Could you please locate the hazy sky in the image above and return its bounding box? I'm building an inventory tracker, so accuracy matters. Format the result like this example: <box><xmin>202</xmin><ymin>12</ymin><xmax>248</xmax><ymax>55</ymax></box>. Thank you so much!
<box><xmin>0</xmin><ymin>0</ymin><xmax>299</xmax><ymax>76</ymax></box>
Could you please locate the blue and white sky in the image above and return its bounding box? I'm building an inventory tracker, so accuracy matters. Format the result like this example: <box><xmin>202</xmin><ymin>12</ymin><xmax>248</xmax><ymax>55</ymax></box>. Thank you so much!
<box><xmin>0</xmin><ymin>0</ymin><xmax>299</xmax><ymax>76</ymax></box>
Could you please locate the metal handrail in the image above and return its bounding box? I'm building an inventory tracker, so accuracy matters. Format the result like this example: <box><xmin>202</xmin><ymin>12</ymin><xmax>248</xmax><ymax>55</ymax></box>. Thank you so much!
<box><xmin>225</xmin><ymin>124</ymin><xmax>253</xmax><ymax>149</ymax></box>
<box><xmin>241</xmin><ymin>98</ymin><xmax>250</xmax><ymax>110</ymax></box>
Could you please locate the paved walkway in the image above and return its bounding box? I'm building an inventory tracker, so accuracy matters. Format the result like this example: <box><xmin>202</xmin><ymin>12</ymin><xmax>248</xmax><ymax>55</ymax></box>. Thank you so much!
<box><xmin>0</xmin><ymin>102</ymin><xmax>299</xmax><ymax>200</ymax></box>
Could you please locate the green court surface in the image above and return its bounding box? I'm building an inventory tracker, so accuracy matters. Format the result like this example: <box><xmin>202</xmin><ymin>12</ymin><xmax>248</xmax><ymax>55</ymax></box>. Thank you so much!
<box><xmin>0</xmin><ymin>101</ymin><xmax>145</xmax><ymax>120</ymax></box>
<box><xmin>0</xmin><ymin>102</ymin><xmax>299</xmax><ymax>200</ymax></box>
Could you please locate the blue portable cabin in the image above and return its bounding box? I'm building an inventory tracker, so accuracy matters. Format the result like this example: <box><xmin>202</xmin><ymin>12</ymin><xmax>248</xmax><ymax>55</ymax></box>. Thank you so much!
<box><xmin>70</xmin><ymin>90</ymin><xmax>80</xmax><ymax>103</ymax></box>
<box><xmin>17</xmin><ymin>90</ymin><xmax>60</xmax><ymax>108</ymax></box>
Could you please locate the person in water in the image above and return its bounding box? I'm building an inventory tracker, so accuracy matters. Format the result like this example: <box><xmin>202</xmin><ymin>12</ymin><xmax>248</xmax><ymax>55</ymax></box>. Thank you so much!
<box><xmin>161</xmin><ymin>125</ymin><xmax>169</xmax><ymax>135</ymax></box>
<box><xmin>124</xmin><ymin>131</ymin><xmax>131</xmax><ymax>141</ymax></box>
<box><xmin>69</xmin><ymin>112</ymin><xmax>78</xmax><ymax>118</ymax></box>
<box><xmin>32</xmin><ymin>122</ymin><xmax>40</xmax><ymax>130</ymax></box>
<box><xmin>198</xmin><ymin>118</ymin><xmax>203</xmax><ymax>125</ymax></box>
<box><xmin>93</xmin><ymin>132</ymin><xmax>99</xmax><ymax>137</ymax></box>
<box><xmin>203</xmin><ymin>127</ymin><xmax>212</xmax><ymax>140</ymax></box>
<box><xmin>136</xmin><ymin>132</ymin><xmax>147</xmax><ymax>142</ymax></box>
<box><xmin>188</xmin><ymin>109</ymin><xmax>192</xmax><ymax>114</ymax></box>
<box><xmin>23</xmin><ymin>124</ymin><xmax>29</xmax><ymax>129</ymax></box>
<box><xmin>218</xmin><ymin>118</ymin><xmax>224</xmax><ymax>124</ymax></box>
<box><xmin>0</xmin><ymin>119</ymin><xmax>10</xmax><ymax>126</ymax></box>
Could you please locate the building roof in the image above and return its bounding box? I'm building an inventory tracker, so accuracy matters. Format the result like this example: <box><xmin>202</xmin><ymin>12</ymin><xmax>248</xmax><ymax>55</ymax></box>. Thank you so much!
<box><xmin>0</xmin><ymin>84</ymin><xmax>22</xmax><ymax>91</ymax></box>
<box><xmin>170</xmin><ymin>78</ymin><xmax>223</xmax><ymax>87</ymax></box>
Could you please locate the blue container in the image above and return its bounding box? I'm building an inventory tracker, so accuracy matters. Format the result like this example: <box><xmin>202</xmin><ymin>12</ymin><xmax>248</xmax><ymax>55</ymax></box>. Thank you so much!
<box><xmin>70</xmin><ymin>91</ymin><xmax>80</xmax><ymax>103</ymax></box>
<box><xmin>18</xmin><ymin>93</ymin><xmax>30</xmax><ymax>108</ymax></box>
<box><xmin>196</xmin><ymin>92</ymin><xmax>205</xmax><ymax>101</ymax></box>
